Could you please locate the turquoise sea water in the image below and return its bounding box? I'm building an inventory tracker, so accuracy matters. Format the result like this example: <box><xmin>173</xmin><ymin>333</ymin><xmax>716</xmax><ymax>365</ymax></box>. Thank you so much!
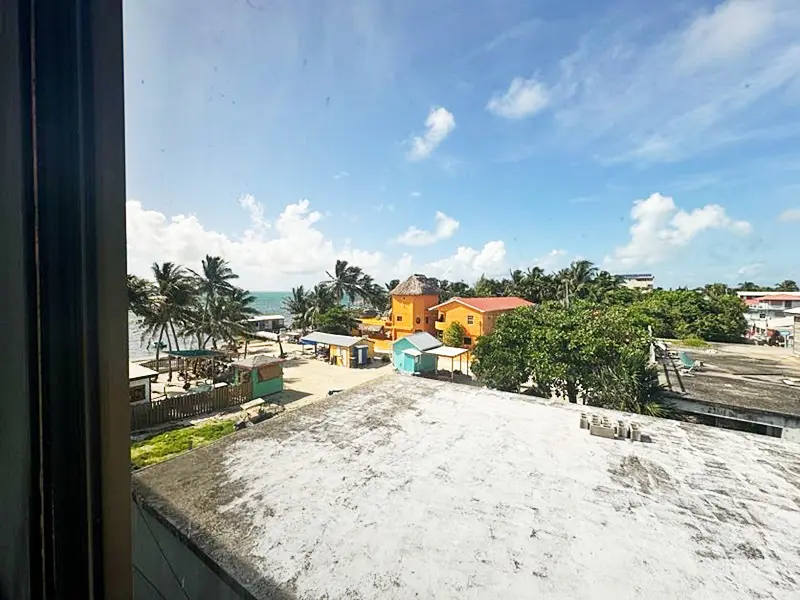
<box><xmin>128</xmin><ymin>291</ymin><xmax>291</xmax><ymax>360</ymax></box>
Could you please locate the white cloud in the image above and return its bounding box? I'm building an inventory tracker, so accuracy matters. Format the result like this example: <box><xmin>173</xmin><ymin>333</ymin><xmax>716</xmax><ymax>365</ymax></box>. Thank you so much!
<box><xmin>605</xmin><ymin>192</ymin><xmax>751</xmax><ymax>267</ymax></box>
<box><xmin>533</xmin><ymin>249</ymin><xmax>568</xmax><ymax>271</ymax></box>
<box><xmin>737</xmin><ymin>263</ymin><xmax>764</xmax><ymax>276</ymax></box>
<box><xmin>548</xmin><ymin>0</ymin><xmax>800</xmax><ymax>162</ymax></box>
<box><xmin>333</xmin><ymin>171</ymin><xmax>350</xmax><ymax>180</ymax></box>
<box><xmin>407</xmin><ymin>107</ymin><xmax>456</xmax><ymax>161</ymax></box>
<box><xmin>238</xmin><ymin>194</ymin><xmax>270</xmax><ymax>231</ymax></box>
<box><xmin>410</xmin><ymin>191</ymin><xmax>421</xmax><ymax>198</ymax></box>
<box><xmin>396</xmin><ymin>212</ymin><xmax>460</xmax><ymax>246</ymax></box>
<box><xmin>375</xmin><ymin>204</ymin><xmax>395</xmax><ymax>213</ymax></box>
<box><xmin>425</xmin><ymin>241</ymin><xmax>507</xmax><ymax>281</ymax></box>
<box><xmin>779</xmin><ymin>208</ymin><xmax>800</xmax><ymax>221</ymax></box>
<box><xmin>487</xmin><ymin>77</ymin><xmax>549</xmax><ymax>119</ymax></box>
<box><xmin>126</xmin><ymin>197</ymin><xmax>382</xmax><ymax>289</ymax></box>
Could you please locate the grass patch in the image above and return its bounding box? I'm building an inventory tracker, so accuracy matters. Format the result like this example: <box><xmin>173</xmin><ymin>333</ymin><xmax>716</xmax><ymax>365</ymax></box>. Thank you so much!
<box><xmin>680</xmin><ymin>336</ymin><xmax>711</xmax><ymax>349</ymax></box>
<box><xmin>131</xmin><ymin>420</ymin><xmax>235</xmax><ymax>470</ymax></box>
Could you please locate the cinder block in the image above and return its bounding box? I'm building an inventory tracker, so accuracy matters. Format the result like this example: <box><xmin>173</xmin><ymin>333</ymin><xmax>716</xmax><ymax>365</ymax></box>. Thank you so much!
<box><xmin>590</xmin><ymin>424</ymin><xmax>616</xmax><ymax>439</ymax></box>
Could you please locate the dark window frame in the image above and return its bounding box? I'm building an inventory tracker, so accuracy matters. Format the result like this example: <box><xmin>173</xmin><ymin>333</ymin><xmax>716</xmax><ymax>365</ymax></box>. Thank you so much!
<box><xmin>1</xmin><ymin>0</ymin><xmax>131</xmax><ymax>597</ymax></box>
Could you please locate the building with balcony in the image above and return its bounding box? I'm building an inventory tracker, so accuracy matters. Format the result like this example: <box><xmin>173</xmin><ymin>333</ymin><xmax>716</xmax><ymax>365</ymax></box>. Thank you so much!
<box><xmin>429</xmin><ymin>296</ymin><xmax>533</xmax><ymax>348</ymax></box>
<box><xmin>619</xmin><ymin>273</ymin><xmax>654</xmax><ymax>291</ymax></box>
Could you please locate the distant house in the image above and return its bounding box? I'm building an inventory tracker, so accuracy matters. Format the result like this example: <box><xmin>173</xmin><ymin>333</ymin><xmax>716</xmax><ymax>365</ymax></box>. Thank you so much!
<box><xmin>245</xmin><ymin>314</ymin><xmax>285</xmax><ymax>333</ymax></box>
<box><xmin>129</xmin><ymin>362</ymin><xmax>158</xmax><ymax>404</ymax></box>
<box><xmin>389</xmin><ymin>274</ymin><xmax>441</xmax><ymax>340</ymax></box>
<box><xmin>392</xmin><ymin>332</ymin><xmax>442</xmax><ymax>375</ymax></box>
<box><xmin>737</xmin><ymin>292</ymin><xmax>800</xmax><ymax>324</ymax></box>
<box><xmin>232</xmin><ymin>355</ymin><xmax>284</xmax><ymax>399</ymax></box>
<box><xmin>300</xmin><ymin>332</ymin><xmax>374</xmax><ymax>367</ymax></box>
<box><xmin>619</xmin><ymin>273</ymin><xmax>654</xmax><ymax>291</ymax></box>
<box><xmin>429</xmin><ymin>296</ymin><xmax>533</xmax><ymax>348</ymax></box>
<box><xmin>788</xmin><ymin>307</ymin><xmax>800</xmax><ymax>355</ymax></box>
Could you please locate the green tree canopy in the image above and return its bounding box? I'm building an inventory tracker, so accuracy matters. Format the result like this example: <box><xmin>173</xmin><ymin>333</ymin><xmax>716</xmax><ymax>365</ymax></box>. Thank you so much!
<box><xmin>315</xmin><ymin>306</ymin><xmax>359</xmax><ymax>335</ymax></box>
<box><xmin>442</xmin><ymin>321</ymin><xmax>467</xmax><ymax>348</ymax></box>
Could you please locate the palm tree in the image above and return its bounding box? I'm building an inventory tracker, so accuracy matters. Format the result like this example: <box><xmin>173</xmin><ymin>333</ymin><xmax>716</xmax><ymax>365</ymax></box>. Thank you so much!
<box><xmin>775</xmin><ymin>279</ymin><xmax>799</xmax><ymax>292</ymax></box>
<box><xmin>385</xmin><ymin>279</ymin><xmax>400</xmax><ymax>293</ymax></box>
<box><xmin>127</xmin><ymin>274</ymin><xmax>156</xmax><ymax>318</ymax></box>
<box><xmin>191</xmin><ymin>255</ymin><xmax>239</xmax><ymax>300</ymax></box>
<box><xmin>325</xmin><ymin>260</ymin><xmax>367</xmax><ymax>303</ymax></box>
<box><xmin>737</xmin><ymin>281</ymin><xmax>760</xmax><ymax>292</ymax></box>
<box><xmin>307</xmin><ymin>284</ymin><xmax>337</xmax><ymax>328</ymax></box>
<box><xmin>283</xmin><ymin>286</ymin><xmax>312</xmax><ymax>332</ymax></box>
<box><xmin>146</xmin><ymin>262</ymin><xmax>196</xmax><ymax>379</ymax></box>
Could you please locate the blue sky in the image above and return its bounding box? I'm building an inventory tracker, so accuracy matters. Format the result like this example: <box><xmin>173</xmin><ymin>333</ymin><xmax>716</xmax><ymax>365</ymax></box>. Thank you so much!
<box><xmin>124</xmin><ymin>0</ymin><xmax>800</xmax><ymax>290</ymax></box>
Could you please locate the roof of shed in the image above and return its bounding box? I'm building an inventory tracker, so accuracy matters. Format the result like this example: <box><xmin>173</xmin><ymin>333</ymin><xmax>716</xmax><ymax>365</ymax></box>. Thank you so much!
<box><xmin>300</xmin><ymin>332</ymin><xmax>367</xmax><ymax>347</ymax></box>
<box><xmin>397</xmin><ymin>332</ymin><xmax>442</xmax><ymax>351</ymax></box>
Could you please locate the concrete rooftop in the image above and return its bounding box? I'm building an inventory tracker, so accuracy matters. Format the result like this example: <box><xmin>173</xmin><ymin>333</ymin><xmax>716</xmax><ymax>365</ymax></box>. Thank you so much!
<box><xmin>661</xmin><ymin>348</ymin><xmax>800</xmax><ymax>417</ymax></box>
<box><xmin>134</xmin><ymin>375</ymin><xmax>800</xmax><ymax>600</ymax></box>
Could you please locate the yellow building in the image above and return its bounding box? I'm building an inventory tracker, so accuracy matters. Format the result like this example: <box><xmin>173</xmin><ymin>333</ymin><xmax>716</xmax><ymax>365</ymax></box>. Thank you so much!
<box><xmin>429</xmin><ymin>296</ymin><xmax>534</xmax><ymax>348</ymax></box>
<box><xmin>389</xmin><ymin>274</ymin><xmax>441</xmax><ymax>340</ymax></box>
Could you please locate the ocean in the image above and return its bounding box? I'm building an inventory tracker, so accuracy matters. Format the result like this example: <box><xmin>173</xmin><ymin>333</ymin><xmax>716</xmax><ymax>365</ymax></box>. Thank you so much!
<box><xmin>128</xmin><ymin>291</ymin><xmax>291</xmax><ymax>360</ymax></box>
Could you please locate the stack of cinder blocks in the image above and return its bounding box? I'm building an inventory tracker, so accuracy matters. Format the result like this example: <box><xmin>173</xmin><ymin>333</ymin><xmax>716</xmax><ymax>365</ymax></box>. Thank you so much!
<box><xmin>580</xmin><ymin>412</ymin><xmax>642</xmax><ymax>441</ymax></box>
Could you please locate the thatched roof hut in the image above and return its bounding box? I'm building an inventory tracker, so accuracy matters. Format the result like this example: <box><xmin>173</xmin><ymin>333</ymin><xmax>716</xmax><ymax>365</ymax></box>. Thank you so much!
<box><xmin>390</xmin><ymin>274</ymin><xmax>441</xmax><ymax>296</ymax></box>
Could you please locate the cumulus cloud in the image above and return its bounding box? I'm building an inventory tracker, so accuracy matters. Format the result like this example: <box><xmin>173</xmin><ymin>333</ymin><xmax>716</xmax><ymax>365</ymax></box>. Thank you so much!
<box><xmin>407</xmin><ymin>107</ymin><xmax>456</xmax><ymax>161</ymax></box>
<box><xmin>533</xmin><ymin>249</ymin><xmax>568</xmax><ymax>271</ymax></box>
<box><xmin>487</xmin><ymin>77</ymin><xmax>549</xmax><ymax>119</ymax></box>
<box><xmin>604</xmin><ymin>192</ymin><xmax>751</xmax><ymax>268</ymax></box>
<box><xmin>333</xmin><ymin>171</ymin><xmax>350</xmax><ymax>180</ymax></box>
<box><xmin>396</xmin><ymin>212</ymin><xmax>460</xmax><ymax>246</ymax></box>
<box><xmin>126</xmin><ymin>197</ymin><xmax>383</xmax><ymax>289</ymax></box>
<box><xmin>424</xmin><ymin>241</ymin><xmax>507</xmax><ymax>281</ymax></box>
<box><xmin>779</xmin><ymin>208</ymin><xmax>800</xmax><ymax>222</ymax></box>
<box><xmin>410</xmin><ymin>191</ymin><xmax>422</xmax><ymax>197</ymax></box>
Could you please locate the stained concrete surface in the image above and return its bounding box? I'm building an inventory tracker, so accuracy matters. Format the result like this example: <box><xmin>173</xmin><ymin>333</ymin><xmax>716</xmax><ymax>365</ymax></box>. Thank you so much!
<box><xmin>135</xmin><ymin>375</ymin><xmax>800</xmax><ymax>599</ymax></box>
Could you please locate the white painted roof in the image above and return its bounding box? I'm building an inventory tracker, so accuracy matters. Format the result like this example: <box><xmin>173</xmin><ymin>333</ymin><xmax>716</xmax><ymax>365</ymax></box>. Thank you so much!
<box><xmin>128</xmin><ymin>362</ymin><xmax>158</xmax><ymax>381</ymax></box>
<box><xmin>396</xmin><ymin>331</ymin><xmax>441</xmax><ymax>351</ymax></box>
<box><xmin>424</xmin><ymin>345</ymin><xmax>469</xmax><ymax>358</ymax></box>
<box><xmin>785</xmin><ymin>307</ymin><xmax>800</xmax><ymax>315</ymax></box>
<box><xmin>247</xmin><ymin>314</ymin><xmax>285</xmax><ymax>322</ymax></box>
<box><xmin>135</xmin><ymin>376</ymin><xmax>800</xmax><ymax>600</ymax></box>
<box><xmin>402</xmin><ymin>348</ymin><xmax>422</xmax><ymax>357</ymax></box>
<box><xmin>301</xmin><ymin>332</ymin><xmax>367</xmax><ymax>347</ymax></box>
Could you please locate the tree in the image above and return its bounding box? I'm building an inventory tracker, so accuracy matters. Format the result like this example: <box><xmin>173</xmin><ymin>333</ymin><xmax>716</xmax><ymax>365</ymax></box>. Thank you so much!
<box><xmin>442</xmin><ymin>321</ymin><xmax>467</xmax><ymax>348</ymax></box>
<box><xmin>315</xmin><ymin>306</ymin><xmax>359</xmax><ymax>335</ymax></box>
<box><xmin>473</xmin><ymin>275</ymin><xmax>504</xmax><ymax>297</ymax></box>
<box><xmin>326</xmin><ymin>259</ymin><xmax>367</xmax><ymax>303</ymax></box>
<box><xmin>385</xmin><ymin>279</ymin><xmax>400</xmax><ymax>293</ymax></box>
<box><xmin>776</xmin><ymin>279</ymin><xmax>799</xmax><ymax>292</ymax></box>
<box><xmin>737</xmin><ymin>281</ymin><xmax>760</xmax><ymax>291</ymax></box>
<box><xmin>127</xmin><ymin>274</ymin><xmax>156</xmax><ymax>318</ymax></box>
<box><xmin>283</xmin><ymin>286</ymin><xmax>312</xmax><ymax>332</ymax></box>
<box><xmin>307</xmin><ymin>284</ymin><xmax>337</xmax><ymax>327</ymax></box>
<box><xmin>471</xmin><ymin>308</ymin><xmax>537</xmax><ymax>392</ymax></box>
<box><xmin>588</xmin><ymin>350</ymin><xmax>672</xmax><ymax>417</ymax></box>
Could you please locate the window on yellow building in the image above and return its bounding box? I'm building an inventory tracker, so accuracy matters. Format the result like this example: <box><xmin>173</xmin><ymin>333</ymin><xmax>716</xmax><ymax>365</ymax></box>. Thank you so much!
<box><xmin>416</xmin><ymin>317</ymin><xmax>421</xmax><ymax>324</ymax></box>
<box><xmin>464</xmin><ymin>337</ymin><xmax>472</xmax><ymax>346</ymax></box>
<box><xmin>467</xmin><ymin>315</ymin><xmax>474</xmax><ymax>325</ymax></box>
<box><xmin>397</xmin><ymin>316</ymin><xmax>403</xmax><ymax>322</ymax></box>
<box><xmin>425</xmin><ymin>317</ymin><xmax>429</xmax><ymax>324</ymax></box>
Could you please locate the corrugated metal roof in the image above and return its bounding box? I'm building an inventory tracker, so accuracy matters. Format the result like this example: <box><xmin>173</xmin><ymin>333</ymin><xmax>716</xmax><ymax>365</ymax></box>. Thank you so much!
<box><xmin>232</xmin><ymin>355</ymin><xmax>284</xmax><ymax>369</ymax></box>
<box><xmin>129</xmin><ymin>362</ymin><xmax>158</xmax><ymax>381</ymax></box>
<box><xmin>398</xmin><ymin>332</ymin><xmax>442</xmax><ymax>351</ymax></box>
<box><xmin>425</xmin><ymin>346</ymin><xmax>469</xmax><ymax>358</ymax></box>
<box><xmin>301</xmin><ymin>332</ymin><xmax>367</xmax><ymax>347</ymax></box>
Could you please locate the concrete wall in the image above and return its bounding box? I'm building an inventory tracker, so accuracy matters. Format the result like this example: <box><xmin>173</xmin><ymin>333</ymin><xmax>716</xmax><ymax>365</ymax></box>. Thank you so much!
<box><xmin>391</xmin><ymin>295</ymin><xmax>439</xmax><ymax>338</ymax></box>
<box><xmin>795</xmin><ymin>316</ymin><xmax>800</xmax><ymax>357</ymax></box>
<box><xmin>670</xmin><ymin>396</ymin><xmax>800</xmax><ymax>441</ymax></box>
<box><xmin>133</xmin><ymin>500</ymin><xmax>253</xmax><ymax>600</ymax></box>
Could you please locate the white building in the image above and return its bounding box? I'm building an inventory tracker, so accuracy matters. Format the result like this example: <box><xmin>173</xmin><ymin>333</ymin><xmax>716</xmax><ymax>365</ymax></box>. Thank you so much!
<box><xmin>245</xmin><ymin>314</ymin><xmax>286</xmax><ymax>333</ymax></box>
<box><xmin>737</xmin><ymin>292</ymin><xmax>800</xmax><ymax>321</ymax></box>
<box><xmin>129</xmin><ymin>362</ymin><xmax>157</xmax><ymax>403</ymax></box>
<box><xmin>619</xmin><ymin>273</ymin><xmax>654</xmax><ymax>291</ymax></box>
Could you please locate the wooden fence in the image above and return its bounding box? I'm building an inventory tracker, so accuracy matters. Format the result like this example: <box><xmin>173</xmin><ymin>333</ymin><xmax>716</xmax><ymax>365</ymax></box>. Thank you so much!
<box><xmin>131</xmin><ymin>380</ymin><xmax>252</xmax><ymax>432</ymax></box>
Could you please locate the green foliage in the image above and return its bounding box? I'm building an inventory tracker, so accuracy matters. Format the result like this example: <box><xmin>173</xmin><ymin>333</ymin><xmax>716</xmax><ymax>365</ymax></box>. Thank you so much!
<box><xmin>315</xmin><ymin>306</ymin><xmax>359</xmax><ymax>335</ymax></box>
<box><xmin>631</xmin><ymin>288</ymin><xmax>746</xmax><ymax>342</ymax></box>
<box><xmin>588</xmin><ymin>351</ymin><xmax>673</xmax><ymax>417</ymax></box>
<box><xmin>442</xmin><ymin>321</ymin><xmax>467</xmax><ymax>348</ymax></box>
<box><xmin>679</xmin><ymin>336</ymin><xmax>710</xmax><ymax>348</ymax></box>
<box><xmin>776</xmin><ymin>279</ymin><xmax>799</xmax><ymax>292</ymax></box>
<box><xmin>130</xmin><ymin>420</ymin><xmax>235</xmax><ymax>469</ymax></box>
<box><xmin>472</xmin><ymin>308</ymin><xmax>537</xmax><ymax>392</ymax></box>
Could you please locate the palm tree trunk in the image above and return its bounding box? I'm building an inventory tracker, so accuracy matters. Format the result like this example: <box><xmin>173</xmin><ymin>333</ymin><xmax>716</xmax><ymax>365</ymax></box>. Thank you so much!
<box><xmin>277</xmin><ymin>337</ymin><xmax>284</xmax><ymax>358</ymax></box>
<box><xmin>165</xmin><ymin>325</ymin><xmax>174</xmax><ymax>382</ymax></box>
<box><xmin>155</xmin><ymin>325</ymin><xmax>165</xmax><ymax>370</ymax></box>
<box><xmin>170</xmin><ymin>322</ymin><xmax>181</xmax><ymax>351</ymax></box>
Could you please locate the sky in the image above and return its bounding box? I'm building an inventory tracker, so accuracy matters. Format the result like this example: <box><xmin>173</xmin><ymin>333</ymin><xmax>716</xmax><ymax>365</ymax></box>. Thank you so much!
<box><xmin>123</xmin><ymin>0</ymin><xmax>800</xmax><ymax>291</ymax></box>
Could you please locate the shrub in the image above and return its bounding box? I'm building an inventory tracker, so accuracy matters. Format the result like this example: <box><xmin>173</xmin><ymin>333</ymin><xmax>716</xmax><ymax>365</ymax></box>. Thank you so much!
<box><xmin>442</xmin><ymin>321</ymin><xmax>467</xmax><ymax>348</ymax></box>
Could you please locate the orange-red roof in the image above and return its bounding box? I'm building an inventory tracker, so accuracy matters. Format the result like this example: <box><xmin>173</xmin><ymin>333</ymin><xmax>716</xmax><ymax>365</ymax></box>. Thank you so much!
<box><xmin>430</xmin><ymin>296</ymin><xmax>534</xmax><ymax>313</ymax></box>
<box><xmin>753</xmin><ymin>294</ymin><xmax>800</xmax><ymax>302</ymax></box>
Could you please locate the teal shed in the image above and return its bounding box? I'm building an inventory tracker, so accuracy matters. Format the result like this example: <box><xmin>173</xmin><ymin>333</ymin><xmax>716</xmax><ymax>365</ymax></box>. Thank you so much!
<box><xmin>392</xmin><ymin>332</ymin><xmax>442</xmax><ymax>375</ymax></box>
<box><xmin>232</xmin><ymin>355</ymin><xmax>284</xmax><ymax>399</ymax></box>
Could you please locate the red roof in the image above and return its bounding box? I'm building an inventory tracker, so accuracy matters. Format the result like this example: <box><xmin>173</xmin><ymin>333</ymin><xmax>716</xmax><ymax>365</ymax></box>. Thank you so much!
<box><xmin>744</xmin><ymin>298</ymin><xmax>760</xmax><ymax>306</ymax></box>
<box><xmin>754</xmin><ymin>294</ymin><xmax>800</xmax><ymax>302</ymax></box>
<box><xmin>432</xmin><ymin>296</ymin><xmax>534</xmax><ymax>313</ymax></box>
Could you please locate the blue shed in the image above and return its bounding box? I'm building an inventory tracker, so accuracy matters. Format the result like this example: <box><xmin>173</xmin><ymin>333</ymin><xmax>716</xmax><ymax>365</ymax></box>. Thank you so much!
<box><xmin>392</xmin><ymin>332</ymin><xmax>442</xmax><ymax>375</ymax></box>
